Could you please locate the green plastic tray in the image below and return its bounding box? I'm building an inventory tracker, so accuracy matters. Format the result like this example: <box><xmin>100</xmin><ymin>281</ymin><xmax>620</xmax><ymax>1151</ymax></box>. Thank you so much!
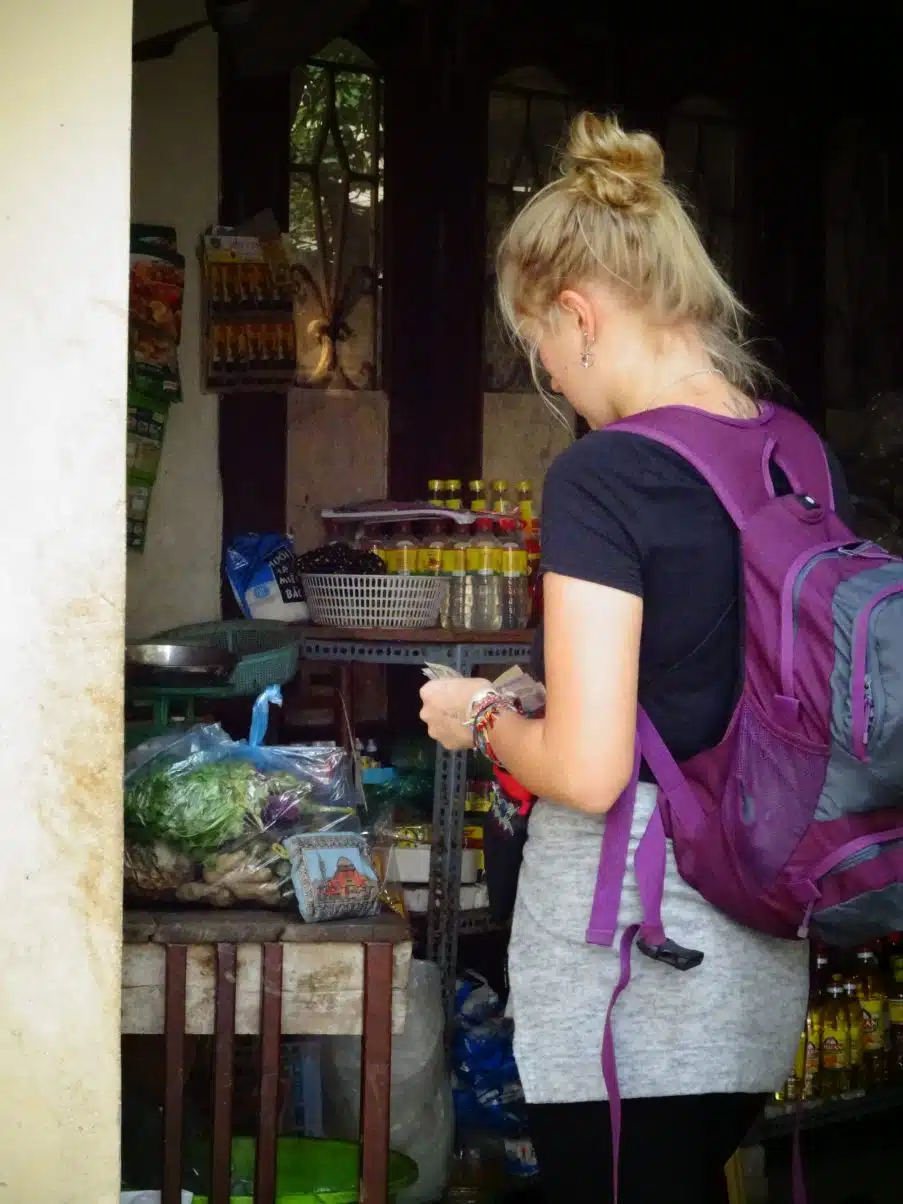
<box><xmin>143</xmin><ymin>620</ymin><xmax>302</xmax><ymax>697</ymax></box>
<box><xmin>192</xmin><ymin>1136</ymin><xmax>418</xmax><ymax>1204</ymax></box>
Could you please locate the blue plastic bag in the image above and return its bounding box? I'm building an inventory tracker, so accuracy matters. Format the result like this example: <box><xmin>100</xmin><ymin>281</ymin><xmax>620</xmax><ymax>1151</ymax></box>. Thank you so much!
<box><xmin>225</xmin><ymin>533</ymin><xmax>308</xmax><ymax>621</ymax></box>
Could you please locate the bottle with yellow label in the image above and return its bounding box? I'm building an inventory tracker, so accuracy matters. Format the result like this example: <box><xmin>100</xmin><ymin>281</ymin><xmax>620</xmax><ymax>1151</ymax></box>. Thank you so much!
<box><xmin>516</xmin><ymin>480</ymin><xmax>534</xmax><ymax>525</ymax></box>
<box><xmin>889</xmin><ymin>991</ymin><xmax>903</xmax><ymax>1081</ymax></box>
<box><xmin>497</xmin><ymin>517</ymin><xmax>530</xmax><ymax>629</ymax></box>
<box><xmin>841</xmin><ymin>973</ymin><xmax>865</xmax><ymax>1090</ymax></box>
<box><xmin>469</xmin><ymin>480</ymin><xmax>488</xmax><ymax>512</ymax></box>
<box><xmin>362</xmin><ymin>525</ymin><xmax>388</xmax><ymax>567</ymax></box>
<box><xmin>466</xmin><ymin>516</ymin><xmax>501</xmax><ymax>631</ymax></box>
<box><xmin>444</xmin><ymin>480</ymin><xmax>463</xmax><ymax>511</ymax></box>
<box><xmin>855</xmin><ymin>945</ymin><xmax>890</xmax><ymax>1087</ymax></box>
<box><xmin>820</xmin><ymin>981</ymin><xmax>852</xmax><ymax>1097</ymax></box>
<box><xmin>386</xmin><ymin>522</ymin><xmax>419</xmax><ymax>576</ymax></box>
<box><xmin>781</xmin><ymin>1028</ymin><xmax>807</xmax><ymax>1102</ymax></box>
<box><xmin>417</xmin><ymin>519</ymin><xmax>448</xmax><ymax>576</ymax></box>
<box><xmin>427</xmin><ymin>479</ymin><xmax>445</xmax><ymax>508</ymax></box>
<box><xmin>803</xmin><ymin>999</ymin><xmax>822</xmax><ymax>1099</ymax></box>
<box><xmin>489</xmin><ymin>479</ymin><xmax>510</xmax><ymax>514</ymax></box>
<box><xmin>440</xmin><ymin>527</ymin><xmax>469</xmax><ymax>629</ymax></box>
<box><xmin>886</xmin><ymin>932</ymin><xmax>903</xmax><ymax>989</ymax></box>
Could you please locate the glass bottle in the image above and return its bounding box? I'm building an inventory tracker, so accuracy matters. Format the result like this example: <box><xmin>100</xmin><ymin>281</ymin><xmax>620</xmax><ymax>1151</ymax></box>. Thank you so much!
<box><xmin>802</xmin><ymin>998</ymin><xmax>822</xmax><ymax>1100</ymax></box>
<box><xmin>820</xmin><ymin>980</ymin><xmax>851</xmax><ymax>1097</ymax></box>
<box><xmin>855</xmin><ymin>945</ymin><xmax>890</xmax><ymax>1087</ymax></box>
<box><xmin>841</xmin><ymin>971</ymin><xmax>865</xmax><ymax>1090</ymax></box>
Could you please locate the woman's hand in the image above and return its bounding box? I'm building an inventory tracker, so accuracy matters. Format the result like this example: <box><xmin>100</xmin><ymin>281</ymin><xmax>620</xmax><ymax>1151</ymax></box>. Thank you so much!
<box><xmin>419</xmin><ymin>677</ymin><xmax>492</xmax><ymax>751</ymax></box>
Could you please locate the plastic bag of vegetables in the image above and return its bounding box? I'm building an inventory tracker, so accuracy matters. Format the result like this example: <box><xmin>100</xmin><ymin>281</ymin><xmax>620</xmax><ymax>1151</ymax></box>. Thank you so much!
<box><xmin>124</xmin><ymin>687</ymin><xmax>360</xmax><ymax>908</ymax></box>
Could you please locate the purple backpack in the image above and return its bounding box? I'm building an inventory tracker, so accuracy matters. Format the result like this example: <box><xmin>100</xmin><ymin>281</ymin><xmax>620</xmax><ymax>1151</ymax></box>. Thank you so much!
<box><xmin>585</xmin><ymin>403</ymin><xmax>903</xmax><ymax>1196</ymax></box>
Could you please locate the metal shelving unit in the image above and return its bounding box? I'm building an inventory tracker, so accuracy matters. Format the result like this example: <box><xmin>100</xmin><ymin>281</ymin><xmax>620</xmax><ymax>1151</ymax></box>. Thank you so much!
<box><xmin>298</xmin><ymin>626</ymin><xmax>532</xmax><ymax>1015</ymax></box>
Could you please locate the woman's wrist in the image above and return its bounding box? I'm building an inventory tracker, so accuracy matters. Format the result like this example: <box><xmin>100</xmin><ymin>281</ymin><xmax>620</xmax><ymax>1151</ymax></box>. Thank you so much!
<box><xmin>463</xmin><ymin>686</ymin><xmax>524</xmax><ymax>764</ymax></box>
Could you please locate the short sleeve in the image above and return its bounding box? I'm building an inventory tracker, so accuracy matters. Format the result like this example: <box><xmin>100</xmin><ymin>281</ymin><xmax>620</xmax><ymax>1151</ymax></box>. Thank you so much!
<box><xmin>540</xmin><ymin>433</ymin><xmax>644</xmax><ymax>596</ymax></box>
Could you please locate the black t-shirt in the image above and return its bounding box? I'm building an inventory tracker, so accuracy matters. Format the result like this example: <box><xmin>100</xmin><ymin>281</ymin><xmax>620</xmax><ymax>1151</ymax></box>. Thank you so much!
<box><xmin>533</xmin><ymin>425</ymin><xmax>853</xmax><ymax>774</ymax></box>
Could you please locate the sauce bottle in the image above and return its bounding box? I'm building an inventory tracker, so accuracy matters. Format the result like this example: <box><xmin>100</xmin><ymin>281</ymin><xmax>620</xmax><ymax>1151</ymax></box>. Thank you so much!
<box><xmin>441</xmin><ymin>526</ymin><xmax>468</xmax><ymax>629</ymax></box>
<box><xmin>516</xmin><ymin>480</ymin><xmax>534</xmax><ymax>525</ymax></box>
<box><xmin>444</xmin><ymin>480</ymin><xmax>463</xmax><ymax>511</ymax></box>
<box><xmin>466</xmin><ymin>516</ymin><xmax>501</xmax><ymax>631</ymax></box>
<box><xmin>469</xmin><ymin>480</ymin><xmax>489</xmax><ymax>512</ymax></box>
<box><xmin>427</xmin><ymin>479</ymin><xmax>445</xmax><ymax>508</ymax></box>
<box><xmin>489</xmin><ymin>479</ymin><xmax>510</xmax><ymax>514</ymax></box>
<box><xmin>418</xmin><ymin>519</ymin><xmax>448</xmax><ymax>576</ymax></box>
<box><xmin>889</xmin><ymin>988</ymin><xmax>903</xmax><ymax>1081</ymax></box>
<box><xmin>803</xmin><ymin>998</ymin><xmax>822</xmax><ymax>1100</ymax></box>
<box><xmin>886</xmin><ymin>932</ymin><xmax>903</xmax><ymax>989</ymax></box>
<box><xmin>362</xmin><ymin>524</ymin><xmax>388</xmax><ymax>567</ymax></box>
<box><xmin>497</xmin><ymin>517</ymin><xmax>530</xmax><ymax>629</ymax></box>
<box><xmin>386</xmin><ymin>522</ymin><xmax>419</xmax><ymax>576</ymax></box>
<box><xmin>855</xmin><ymin>945</ymin><xmax>890</xmax><ymax>1087</ymax></box>
<box><xmin>820</xmin><ymin>980</ymin><xmax>851</xmax><ymax>1097</ymax></box>
<box><xmin>841</xmin><ymin>971</ymin><xmax>865</xmax><ymax>1090</ymax></box>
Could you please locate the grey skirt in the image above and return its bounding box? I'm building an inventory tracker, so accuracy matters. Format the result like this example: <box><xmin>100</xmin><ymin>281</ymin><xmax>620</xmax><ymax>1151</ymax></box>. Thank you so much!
<box><xmin>508</xmin><ymin>783</ymin><xmax>809</xmax><ymax>1104</ymax></box>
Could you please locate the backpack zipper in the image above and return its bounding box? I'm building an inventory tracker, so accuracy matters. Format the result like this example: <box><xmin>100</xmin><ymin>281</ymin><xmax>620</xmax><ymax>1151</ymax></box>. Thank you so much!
<box><xmin>797</xmin><ymin>826</ymin><xmax>903</xmax><ymax>936</ymax></box>
<box><xmin>851</xmin><ymin>583</ymin><xmax>903</xmax><ymax>759</ymax></box>
<box><xmin>781</xmin><ymin>542</ymin><xmax>885</xmax><ymax>698</ymax></box>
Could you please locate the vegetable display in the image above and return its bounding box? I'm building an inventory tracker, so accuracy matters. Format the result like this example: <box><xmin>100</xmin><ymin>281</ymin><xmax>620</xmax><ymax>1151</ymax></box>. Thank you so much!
<box><xmin>123</xmin><ymin>691</ymin><xmax>363</xmax><ymax>910</ymax></box>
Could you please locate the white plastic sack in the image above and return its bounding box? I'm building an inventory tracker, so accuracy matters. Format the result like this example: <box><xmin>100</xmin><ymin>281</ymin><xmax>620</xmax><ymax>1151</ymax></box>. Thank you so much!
<box><xmin>320</xmin><ymin>959</ymin><xmax>453</xmax><ymax>1203</ymax></box>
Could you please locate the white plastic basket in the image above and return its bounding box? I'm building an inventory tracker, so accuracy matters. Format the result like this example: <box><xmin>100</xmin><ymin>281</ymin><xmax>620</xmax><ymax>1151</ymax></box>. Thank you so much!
<box><xmin>301</xmin><ymin>573</ymin><xmax>443</xmax><ymax>629</ymax></box>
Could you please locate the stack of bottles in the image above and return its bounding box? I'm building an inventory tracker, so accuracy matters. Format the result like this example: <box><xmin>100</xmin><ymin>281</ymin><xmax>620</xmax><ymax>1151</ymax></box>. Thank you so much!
<box><xmin>776</xmin><ymin>937</ymin><xmax>903</xmax><ymax>1103</ymax></box>
<box><xmin>358</xmin><ymin>478</ymin><xmax>541</xmax><ymax>632</ymax></box>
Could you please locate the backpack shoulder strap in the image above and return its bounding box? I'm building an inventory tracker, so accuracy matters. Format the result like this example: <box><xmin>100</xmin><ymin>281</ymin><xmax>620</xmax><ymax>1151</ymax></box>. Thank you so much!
<box><xmin>609</xmin><ymin>402</ymin><xmax>833</xmax><ymax>530</ymax></box>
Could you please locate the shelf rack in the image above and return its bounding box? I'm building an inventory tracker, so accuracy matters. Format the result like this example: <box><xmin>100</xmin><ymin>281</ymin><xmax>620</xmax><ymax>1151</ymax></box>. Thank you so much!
<box><xmin>297</xmin><ymin>625</ymin><xmax>533</xmax><ymax>1016</ymax></box>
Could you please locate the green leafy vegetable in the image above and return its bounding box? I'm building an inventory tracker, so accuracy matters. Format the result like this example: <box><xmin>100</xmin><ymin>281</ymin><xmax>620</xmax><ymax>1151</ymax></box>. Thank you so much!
<box><xmin>125</xmin><ymin>759</ymin><xmax>269</xmax><ymax>856</ymax></box>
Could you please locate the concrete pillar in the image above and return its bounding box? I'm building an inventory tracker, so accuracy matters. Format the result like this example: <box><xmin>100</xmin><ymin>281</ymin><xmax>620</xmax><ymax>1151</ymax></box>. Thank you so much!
<box><xmin>0</xmin><ymin>1</ymin><xmax>132</xmax><ymax>1200</ymax></box>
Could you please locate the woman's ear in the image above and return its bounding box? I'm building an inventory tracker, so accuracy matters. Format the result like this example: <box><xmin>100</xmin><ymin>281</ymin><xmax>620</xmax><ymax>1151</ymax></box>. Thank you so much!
<box><xmin>558</xmin><ymin>288</ymin><xmax>597</xmax><ymax>344</ymax></box>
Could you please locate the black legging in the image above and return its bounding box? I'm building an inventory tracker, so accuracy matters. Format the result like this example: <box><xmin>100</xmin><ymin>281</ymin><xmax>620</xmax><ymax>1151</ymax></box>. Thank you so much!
<box><xmin>527</xmin><ymin>1093</ymin><xmax>765</xmax><ymax>1204</ymax></box>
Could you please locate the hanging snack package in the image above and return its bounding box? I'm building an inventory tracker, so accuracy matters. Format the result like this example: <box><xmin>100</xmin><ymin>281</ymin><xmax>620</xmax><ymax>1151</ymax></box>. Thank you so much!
<box><xmin>225</xmin><ymin>532</ymin><xmax>309</xmax><ymax>622</ymax></box>
<box><xmin>123</xmin><ymin>687</ymin><xmax>360</xmax><ymax>909</ymax></box>
<box><xmin>128</xmin><ymin>223</ymin><xmax>184</xmax><ymax>406</ymax></box>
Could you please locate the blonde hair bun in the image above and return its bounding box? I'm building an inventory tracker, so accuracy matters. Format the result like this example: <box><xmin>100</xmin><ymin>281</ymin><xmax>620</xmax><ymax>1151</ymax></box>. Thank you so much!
<box><xmin>564</xmin><ymin>112</ymin><xmax>665</xmax><ymax>216</ymax></box>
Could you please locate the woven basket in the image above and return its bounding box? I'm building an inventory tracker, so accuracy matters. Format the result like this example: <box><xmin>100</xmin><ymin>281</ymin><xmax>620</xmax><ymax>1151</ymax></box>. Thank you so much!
<box><xmin>302</xmin><ymin>573</ymin><xmax>442</xmax><ymax>629</ymax></box>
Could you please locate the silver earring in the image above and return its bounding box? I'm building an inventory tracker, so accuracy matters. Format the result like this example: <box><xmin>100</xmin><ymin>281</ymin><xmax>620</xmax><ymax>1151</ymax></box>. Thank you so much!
<box><xmin>580</xmin><ymin>334</ymin><xmax>595</xmax><ymax>369</ymax></box>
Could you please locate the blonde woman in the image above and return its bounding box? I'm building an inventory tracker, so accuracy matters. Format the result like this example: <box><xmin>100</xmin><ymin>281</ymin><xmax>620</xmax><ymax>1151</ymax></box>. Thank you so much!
<box><xmin>420</xmin><ymin>113</ymin><xmax>853</xmax><ymax>1203</ymax></box>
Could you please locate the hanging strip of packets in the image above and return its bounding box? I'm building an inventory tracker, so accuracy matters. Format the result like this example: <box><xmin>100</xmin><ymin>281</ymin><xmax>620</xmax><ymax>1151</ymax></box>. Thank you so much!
<box><xmin>202</xmin><ymin>232</ymin><xmax>297</xmax><ymax>392</ymax></box>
